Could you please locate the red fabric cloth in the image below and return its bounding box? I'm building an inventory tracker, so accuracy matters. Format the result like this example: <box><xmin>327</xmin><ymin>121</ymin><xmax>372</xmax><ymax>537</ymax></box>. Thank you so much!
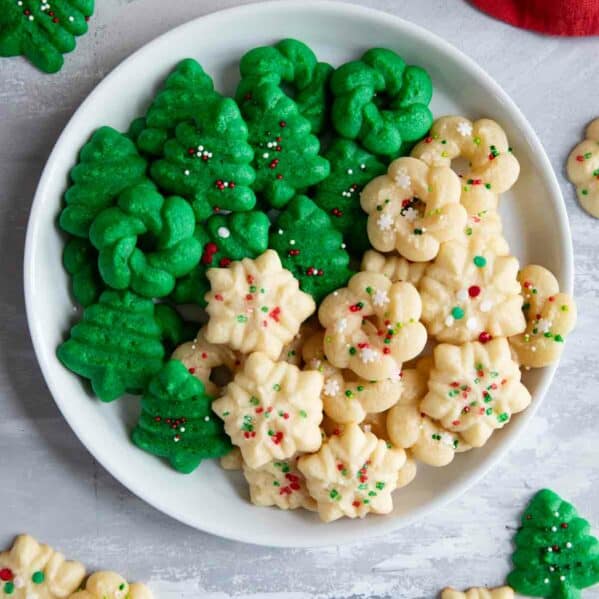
<box><xmin>471</xmin><ymin>0</ymin><xmax>599</xmax><ymax>36</ymax></box>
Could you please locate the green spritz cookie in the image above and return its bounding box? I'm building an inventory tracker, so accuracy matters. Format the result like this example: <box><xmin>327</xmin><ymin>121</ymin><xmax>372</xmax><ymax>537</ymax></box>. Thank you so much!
<box><xmin>236</xmin><ymin>80</ymin><xmax>330</xmax><ymax>209</ymax></box>
<box><xmin>150</xmin><ymin>102</ymin><xmax>256</xmax><ymax>221</ymax></box>
<box><xmin>89</xmin><ymin>180</ymin><xmax>202</xmax><ymax>298</ymax></box>
<box><xmin>131</xmin><ymin>360</ymin><xmax>231</xmax><ymax>474</ymax></box>
<box><xmin>269</xmin><ymin>195</ymin><xmax>353</xmax><ymax>303</ymax></box>
<box><xmin>508</xmin><ymin>488</ymin><xmax>599</xmax><ymax>599</ymax></box>
<box><xmin>0</xmin><ymin>0</ymin><xmax>94</xmax><ymax>73</ymax></box>
<box><xmin>57</xmin><ymin>289</ymin><xmax>185</xmax><ymax>402</ymax></box>
<box><xmin>330</xmin><ymin>48</ymin><xmax>433</xmax><ymax>157</ymax></box>
<box><xmin>59</xmin><ymin>126</ymin><xmax>147</xmax><ymax>238</ymax></box>
<box><xmin>312</xmin><ymin>139</ymin><xmax>386</xmax><ymax>256</ymax></box>
<box><xmin>173</xmin><ymin>210</ymin><xmax>270</xmax><ymax>305</ymax></box>
<box><xmin>239</xmin><ymin>38</ymin><xmax>333</xmax><ymax>133</ymax></box>
<box><xmin>63</xmin><ymin>237</ymin><xmax>102</xmax><ymax>307</ymax></box>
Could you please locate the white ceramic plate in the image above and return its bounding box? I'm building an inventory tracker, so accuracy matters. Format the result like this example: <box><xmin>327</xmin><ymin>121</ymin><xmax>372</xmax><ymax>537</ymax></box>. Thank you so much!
<box><xmin>24</xmin><ymin>0</ymin><xmax>573</xmax><ymax>547</ymax></box>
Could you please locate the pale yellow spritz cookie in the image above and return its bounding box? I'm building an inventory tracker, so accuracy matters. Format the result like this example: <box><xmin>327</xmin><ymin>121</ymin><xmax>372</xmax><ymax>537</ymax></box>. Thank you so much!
<box><xmin>361</xmin><ymin>249</ymin><xmax>427</xmax><ymax>286</ymax></box>
<box><xmin>69</xmin><ymin>572</ymin><xmax>152</xmax><ymax>599</ymax></box>
<box><xmin>566</xmin><ymin>118</ymin><xmax>599</xmax><ymax>217</ymax></box>
<box><xmin>441</xmin><ymin>586</ymin><xmax>514</xmax><ymax>599</ymax></box>
<box><xmin>421</xmin><ymin>339</ymin><xmax>531</xmax><ymax>447</ymax></box>
<box><xmin>220</xmin><ymin>447</ymin><xmax>243</xmax><ymax>471</ymax></box>
<box><xmin>510</xmin><ymin>265</ymin><xmax>577</xmax><ymax>368</ymax></box>
<box><xmin>0</xmin><ymin>534</ymin><xmax>85</xmax><ymax>598</ymax></box>
<box><xmin>213</xmin><ymin>352</ymin><xmax>323</xmax><ymax>469</ymax></box>
<box><xmin>298</xmin><ymin>423</ymin><xmax>406</xmax><ymax>522</ymax></box>
<box><xmin>460</xmin><ymin>209</ymin><xmax>509</xmax><ymax>256</ymax></box>
<box><xmin>360</xmin><ymin>156</ymin><xmax>466</xmax><ymax>262</ymax></box>
<box><xmin>205</xmin><ymin>250</ymin><xmax>316</xmax><ymax>360</ymax></box>
<box><xmin>318</xmin><ymin>271</ymin><xmax>427</xmax><ymax>381</ymax></box>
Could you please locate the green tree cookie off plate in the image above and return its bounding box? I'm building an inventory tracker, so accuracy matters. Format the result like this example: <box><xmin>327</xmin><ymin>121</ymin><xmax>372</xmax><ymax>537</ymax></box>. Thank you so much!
<box><xmin>24</xmin><ymin>1</ymin><xmax>573</xmax><ymax>547</ymax></box>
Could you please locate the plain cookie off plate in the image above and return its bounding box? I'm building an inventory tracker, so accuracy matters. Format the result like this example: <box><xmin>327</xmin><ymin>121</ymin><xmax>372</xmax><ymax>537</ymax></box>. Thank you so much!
<box><xmin>24</xmin><ymin>0</ymin><xmax>573</xmax><ymax>547</ymax></box>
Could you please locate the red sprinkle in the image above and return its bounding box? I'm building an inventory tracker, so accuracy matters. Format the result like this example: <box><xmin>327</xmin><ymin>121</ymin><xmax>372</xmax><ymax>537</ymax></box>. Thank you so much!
<box><xmin>288</xmin><ymin>249</ymin><xmax>300</xmax><ymax>257</ymax></box>
<box><xmin>561</xmin><ymin>523</ymin><xmax>568</xmax><ymax>529</ymax></box>
<box><xmin>452</xmin><ymin>420</ymin><xmax>460</xmax><ymax>426</ymax></box>
<box><xmin>425</xmin><ymin>136</ymin><xmax>433</xmax><ymax>143</ymax></box>
<box><xmin>478</xmin><ymin>331</ymin><xmax>492</xmax><ymax>343</ymax></box>
<box><xmin>576</xmin><ymin>155</ymin><xmax>584</xmax><ymax>162</ymax></box>
<box><xmin>468</xmin><ymin>285</ymin><xmax>481</xmax><ymax>298</ymax></box>
<box><xmin>219</xmin><ymin>257</ymin><xmax>232</xmax><ymax>267</ymax></box>
<box><xmin>383</xmin><ymin>347</ymin><xmax>391</xmax><ymax>354</ymax></box>
<box><xmin>188</xmin><ymin>367</ymin><xmax>196</xmax><ymax>374</ymax></box>
<box><xmin>269</xmin><ymin>306</ymin><xmax>281</xmax><ymax>322</ymax></box>
<box><xmin>279</xmin><ymin>121</ymin><xmax>287</xmax><ymax>128</ymax></box>
<box><xmin>352</xmin><ymin>500</ymin><xmax>361</xmax><ymax>508</ymax></box>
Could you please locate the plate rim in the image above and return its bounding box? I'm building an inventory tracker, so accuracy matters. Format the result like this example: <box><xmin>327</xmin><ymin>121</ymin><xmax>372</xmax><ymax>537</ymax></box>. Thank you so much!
<box><xmin>23</xmin><ymin>0</ymin><xmax>574</xmax><ymax>547</ymax></box>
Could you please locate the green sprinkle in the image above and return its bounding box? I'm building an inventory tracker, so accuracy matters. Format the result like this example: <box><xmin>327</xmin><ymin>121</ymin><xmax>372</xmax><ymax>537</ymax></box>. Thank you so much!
<box><xmin>249</xmin><ymin>285</ymin><xmax>257</xmax><ymax>292</ymax></box>
<box><xmin>236</xmin><ymin>314</ymin><xmax>248</xmax><ymax>323</ymax></box>
<box><xmin>485</xmin><ymin>407</ymin><xmax>493</xmax><ymax>415</ymax></box>
<box><xmin>485</xmin><ymin>183</ymin><xmax>492</xmax><ymax>189</ymax></box>
<box><xmin>376</xmin><ymin>481</ymin><xmax>385</xmax><ymax>490</ymax></box>
<box><xmin>544</xmin><ymin>332</ymin><xmax>553</xmax><ymax>338</ymax></box>
<box><xmin>349</xmin><ymin>347</ymin><xmax>357</xmax><ymax>355</ymax></box>
<box><xmin>261</xmin><ymin>306</ymin><xmax>269</xmax><ymax>312</ymax></box>
<box><xmin>358</xmin><ymin>483</ymin><xmax>368</xmax><ymax>490</ymax></box>
<box><xmin>299</xmin><ymin>409</ymin><xmax>307</xmax><ymax>418</ymax></box>
<box><xmin>368</xmin><ymin>491</ymin><xmax>377</xmax><ymax>497</ymax></box>
<box><xmin>554</xmin><ymin>334</ymin><xmax>564</xmax><ymax>343</ymax></box>
<box><xmin>584</xmin><ymin>152</ymin><xmax>592</xmax><ymax>159</ymax></box>
<box><xmin>345</xmin><ymin>390</ymin><xmax>353</xmax><ymax>398</ymax></box>
<box><xmin>273</xmin><ymin>481</ymin><xmax>280</xmax><ymax>486</ymax></box>
<box><xmin>366</xmin><ymin>286</ymin><xmax>373</xmax><ymax>294</ymax></box>
<box><xmin>561</xmin><ymin>305</ymin><xmax>569</xmax><ymax>312</ymax></box>
<box><xmin>473</xmin><ymin>136</ymin><xmax>481</xmax><ymax>145</ymax></box>
<box><xmin>273</xmin><ymin>383</ymin><xmax>281</xmax><ymax>391</ymax></box>
<box><xmin>473</xmin><ymin>255</ymin><xmax>487</xmax><ymax>268</ymax></box>
<box><xmin>250</xmin><ymin>396</ymin><xmax>260</xmax><ymax>406</ymax></box>
<box><xmin>465</xmin><ymin>226</ymin><xmax>473</xmax><ymax>236</ymax></box>
<box><xmin>357</xmin><ymin>385</ymin><xmax>364</xmax><ymax>392</ymax></box>
<box><xmin>413</xmin><ymin>228</ymin><xmax>424</xmax><ymax>235</ymax></box>
<box><xmin>119</xmin><ymin>583</ymin><xmax>126</xmax><ymax>591</ymax></box>
<box><xmin>523</xmin><ymin>302</ymin><xmax>531</xmax><ymax>311</ymax></box>
<box><xmin>222</xmin><ymin>411</ymin><xmax>230</xmax><ymax>417</ymax></box>
<box><xmin>451</xmin><ymin>306</ymin><xmax>465</xmax><ymax>320</ymax></box>
<box><xmin>329</xmin><ymin>489</ymin><xmax>341</xmax><ymax>500</ymax></box>
<box><xmin>4</xmin><ymin>582</ymin><xmax>14</xmax><ymax>595</ymax></box>
<box><xmin>593</xmin><ymin>169</ymin><xmax>599</xmax><ymax>177</ymax></box>
<box><xmin>497</xmin><ymin>412</ymin><xmax>509</xmax><ymax>423</ymax></box>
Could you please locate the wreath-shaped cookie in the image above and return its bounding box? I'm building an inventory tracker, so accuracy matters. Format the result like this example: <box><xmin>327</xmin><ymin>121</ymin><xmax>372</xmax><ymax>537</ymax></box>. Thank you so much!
<box><xmin>89</xmin><ymin>181</ymin><xmax>202</xmax><ymax>298</ymax></box>
<box><xmin>318</xmin><ymin>271</ymin><xmax>427</xmax><ymax>381</ymax></box>
<box><xmin>361</xmin><ymin>156</ymin><xmax>466</xmax><ymax>262</ymax></box>
<box><xmin>510</xmin><ymin>265</ymin><xmax>577</xmax><ymax>368</ymax></box>
<box><xmin>566</xmin><ymin>118</ymin><xmax>599</xmax><ymax>218</ymax></box>
<box><xmin>239</xmin><ymin>38</ymin><xmax>333</xmax><ymax>133</ymax></box>
<box><xmin>69</xmin><ymin>571</ymin><xmax>153</xmax><ymax>599</ymax></box>
<box><xmin>330</xmin><ymin>48</ymin><xmax>433</xmax><ymax>157</ymax></box>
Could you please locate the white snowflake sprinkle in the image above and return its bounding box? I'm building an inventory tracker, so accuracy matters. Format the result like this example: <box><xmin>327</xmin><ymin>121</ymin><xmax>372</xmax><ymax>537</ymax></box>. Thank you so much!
<box><xmin>335</xmin><ymin>318</ymin><xmax>347</xmax><ymax>333</ymax></box>
<box><xmin>440</xmin><ymin>433</ymin><xmax>455</xmax><ymax>447</ymax></box>
<box><xmin>360</xmin><ymin>347</ymin><xmax>377</xmax><ymax>363</ymax></box>
<box><xmin>217</xmin><ymin>226</ymin><xmax>230</xmax><ymax>239</ymax></box>
<box><xmin>394</xmin><ymin>168</ymin><xmax>411</xmax><ymax>188</ymax></box>
<box><xmin>324</xmin><ymin>379</ymin><xmax>340</xmax><ymax>396</ymax></box>
<box><xmin>466</xmin><ymin>317</ymin><xmax>479</xmax><ymax>331</ymax></box>
<box><xmin>13</xmin><ymin>578</ymin><xmax>24</xmax><ymax>589</ymax></box>
<box><xmin>402</xmin><ymin>206</ymin><xmax>419</xmax><ymax>222</ymax></box>
<box><xmin>457</xmin><ymin>121</ymin><xmax>473</xmax><ymax>137</ymax></box>
<box><xmin>479</xmin><ymin>300</ymin><xmax>493</xmax><ymax>312</ymax></box>
<box><xmin>372</xmin><ymin>289</ymin><xmax>389</xmax><ymax>307</ymax></box>
<box><xmin>537</xmin><ymin>318</ymin><xmax>552</xmax><ymax>333</ymax></box>
<box><xmin>377</xmin><ymin>213</ymin><xmax>394</xmax><ymax>231</ymax></box>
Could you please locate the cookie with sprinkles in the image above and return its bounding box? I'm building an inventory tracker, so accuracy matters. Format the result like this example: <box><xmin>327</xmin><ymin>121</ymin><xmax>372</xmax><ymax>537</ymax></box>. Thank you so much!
<box><xmin>212</xmin><ymin>351</ymin><xmax>323</xmax><ymax>469</ymax></box>
<box><xmin>63</xmin><ymin>237</ymin><xmax>102</xmax><ymax>307</ymax></box>
<box><xmin>566</xmin><ymin>118</ymin><xmax>599</xmax><ymax>218</ymax></box>
<box><xmin>278</xmin><ymin>316</ymin><xmax>320</xmax><ymax>366</ymax></box>
<box><xmin>361</xmin><ymin>249</ymin><xmax>427</xmax><ymax>287</ymax></box>
<box><xmin>312</xmin><ymin>139</ymin><xmax>386</xmax><ymax>256</ymax></box>
<box><xmin>239</xmin><ymin>38</ymin><xmax>333</xmax><ymax>133</ymax></box>
<box><xmin>421</xmin><ymin>338</ymin><xmax>531</xmax><ymax>447</ymax></box>
<box><xmin>0</xmin><ymin>0</ymin><xmax>94</xmax><ymax>73</ymax></box>
<box><xmin>69</xmin><ymin>571</ymin><xmax>152</xmax><ymax>599</ymax></box>
<box><xmin>441</xmin><ymin>586</ymin><xmax>514</xmax><ymax>599</ymax></box>
<box><xmin>298</xmin><ymin>423</ymin><xmax>407</xmax><ymax>522</ymax></box>
<box><xmin>132</xmin><ymin>360</ymin><xmax>231</xmax><ymax>474</ymax></box>
<box><xmin>269</xmin><ymin>195</ymin><xmax>353</xmax><ymax>303</ymax></box>
<box><xmin>204</xmin><ymin>250</ymin><xmax>316</xmax><ymax>361</ymax></box>
<box><xmin>507</xmin><ymin>488</ymin><xmax>599</xmax><ymax>599</ymax></box>
<box><xmin>361</xmin><ymin>156</ymin><xmax>467</xmax><ymax>262</ymax></box>
<box><xmin>510</xmin><ymin>265</ymin><xmax>577</xmax><ymax>368</ymax></box>
<box><xmin>235</xmin><ymin>80</ymin><xmax>330</xmax><ymax>209</ymax></box>
<box><xmin>0</xmin><ymin>534</ymin><xmax>85</xmax><ymax>599</ymax></box>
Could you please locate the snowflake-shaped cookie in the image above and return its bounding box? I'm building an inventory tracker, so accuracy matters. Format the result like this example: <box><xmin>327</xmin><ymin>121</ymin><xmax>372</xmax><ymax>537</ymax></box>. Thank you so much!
<box><xmin>298</xmin><ymin>424</ymin><xmax>407</xmax><ymax>522</ymax></box>
<box><xmin>205</xmin><ymin>250</ymin><xmax>316</xmax><ymax>360</ymax></box>
<box><xmin>212</xmin><ymin>352</ymin><xmax>323</xmax><ymax>468</ymax></box>
<box><xmin>566</xmin><ymin>118</ymin><xmax>599</xmax><ymax>218</ymax></box>
<box><xmin>510</xmin><ymin>265</ymin><xmax>577</xmax><ymax>368</ymax></box>
<box><xmin>318</xmin><ymin>271</ymin><xmax>427</xmax><ymax>381</ymax></box>
<box><xmin>361</xmin><ymin>156</ymin><xmax>466</xmax><ymax>262</ymax></box>
<box><xmin>361</xmin><ymin>250</ymin><xmax>427</xmax><ymax>286</ymax></box>
<box><xmin>69</xmin><ymin>571</ymin><xmax>152</xmax><ymax>599</ymax></box>
<box><xmin>0</xmin><ymin>534</ymin><xmax>85</xmax><ymax>599</ymax></box>
<box><xmin>242</xmin><ymin>454</ymin><xmax>316</xmax><ymax>511</ymax></box>
<box><xmin>441</xmin><ymin>586</ymin><xmax>514</xmax><ymax>599</ymax></box>
<box><xmin>302</xmin><ymin>331</ymin><xmax>402</xmax><ymax>424</ymax></box>
<box><xmin>421</xmin><ymin>339</ymin><xmax>531</xmax><ymax>447</ymax></box>
<box><xmin>419</xmin><ymin>237</ymin><xmax>525</xmax><ymax>344</ymax></box>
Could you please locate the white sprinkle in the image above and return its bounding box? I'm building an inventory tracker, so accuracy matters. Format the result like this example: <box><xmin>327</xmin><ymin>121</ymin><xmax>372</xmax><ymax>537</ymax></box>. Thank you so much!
<box><xmin>183</xmin><ymin>169</ymin><xmax>190</xmax><ymax>176</ymax></box>
<box><xmin>223</xmin><ymin>181</ymin><xmax>229</xmax><ymax>187</ymax></box>
<box><xmin>466</xmin><ymin>317</ymin><xmax>479</xmax><ymax>331</ymax></box>
<box><xmin>377</xmin><ymin>213</ymin><xmax>394</xmax><ymax>231</ymax></box>
<box><xmin>566</xmin><ymin>542</ymin><xmax>572</xmax><ymax>548</ymax></box>
<box><xmin>347</xmin><ymin>168</ymin><xmax>353</xmax><ymax>175</ymax></box>
<box><xmin>341</xmin><ymin>243</ymin><xmax>346</xmax><ymax>249</ymax></box>
<box><xmin>289</xmin><ymin>239</ymin><xmax>295</xmax><ymax>245</ymax></box>
<box><xmin>278</xmin><ymin>229</ymin><xmax>283</xmax><ymax>235</ymax></box>
<box><xmin>555</xmin><ymin>512</ymin><xmax>560</xmax><ymax>517</ymax></box>
<box><xmin>480</xmin><ymin>300</ymin><xmax>493</xmax><ymax>312</ymax></box>
<box><xmin>360</xmin><ymin>163</ymin><xmax>366</xmax><ymax>169</ymax></box>
<box><xmin>560</xmin><ymin>576</ymin><xmax>566</xmax><ymax>581</ymax></box>
<box><xmin>179</xmin><ymin>427</ymin><xmax>186</xmax><ymax>432</ymax></box>
<box><xmin>402</xmin><ymin>206</ymin><xmax>419</xmax><ymax>222</ymax></box>
<box><xmin>457</xmin><ymin>121</ymin><xmax>473</xmax><ymax>137</ymax></box>
<box><xmin>456</xmin><ymin>289</ymin><xmax>468</xmax><ymax>302</ymax></box>
<box><xmin>173</xmin><ymin>437</ymin><xmax>180</xmax><ymax>443</ymax></box>
<box><xmin>394</xmin><ymin>168</ymin><xmax>411</xmax><ymax>188</ymax></box>
<box><xmin>372</xmin><ymin>289</ymin><xmax>389</xmax><ymax>307</ymax></box>
<box><xmin>544</xmin><ymin>579</ymin><xmax>549</xmax><ymax>584</ymax></box>
<box><xmin>550</xmin><ymin>567</ymin><xmax>555</xmax><ymax>572</ymax></box>
<box><xmin>13</xmin><ymin>577</ymin><xmax>24</xmax><ymax>589</ymax></box>
<box><xmin>360</xmin><ymin>347</ymin><xmax>377</xmax><ymax>363</ymax></box>
<box><xmin>217</xmin><ymin>226</ymin><xmax>230</xmax><ymax>239</ymax></box>
<box><xmin>198</xmin><ymin>145</ymin><xmax>204</xmax><ymax>151</ymax></box>
<box><xmin>335</xmin><ymin>318</ymin><xmax>347</xmax><ymax>333</ymax></box>
<box><xmin>537</xmin><ymin>318</ymin><xmax>552</xmax><ymax>333</ymax></box>
<box><xmin>262</xmin><ymin>153</ymin><xmax>269</xmax><ymax>158</ymax></box>
<box><xmin>17</xmin><ymin>0</ymin><xmax>23</xmax><ymax>5</ymax></box>
<box><xmin>68</xmin><ymin>15</ymin><xmax>74</xmax><ymax>21</ymax></box>
<box><xmin>440</xmin><ymin>433</ymin><xmax>455</xmax><ymax>447</ymax></box>
<box><xmin>547</xmin><ymin>547</ymin><xmax>553</xmax><ymax>552</ymax></box>
<box><xmin>28</xmin><ymin>14</ymin><xmax>34</xmax><ymax>20</ymax></box>
<box><xmin>551</xmin><ymin>526</ymin><xmax>557</xmax><ymax>532</ymax></box>
<box><xmin>324</xmin><ymin>379</ymin><xmax>340</xmax><ymax>396</ymax></box>
<box><xmin>445</xmin><ymin>315</ymin><xmax>455</xmax><ymax>327</ymax></box>
<box><xmin>204</xmin><ymin>416</ymin><xmax>210</xmax><ymax>422</ymax></box>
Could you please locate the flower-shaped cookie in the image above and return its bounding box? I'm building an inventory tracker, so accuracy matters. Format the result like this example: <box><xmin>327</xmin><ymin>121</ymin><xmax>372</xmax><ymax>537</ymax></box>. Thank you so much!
<box><xmin>419</xmin><ymin>237</ymin><xmax>525</xmax><ymax>344</ymax></box>
<box><xmin>361</xmin><ymin>249</ymin><xmax>427</xmax><ymax>287</ymax></box>
<box><xmin>302</xmin><ymin>331</ymin><xmax>402</xmax><ymax>424</ymax></box>
<box><xmin>298</xmin><ymin>423</ymin><xmax>407</xmax><ymax>522</ymax></box>
<box><xmin>510</xmin><ymin>265</ymin><xmax>577</xmax><ymax>368</ymax></box>
<box><xmin>205</xmin><ymin>250</ymin><xmax>316</xmax><ymax>360</ymax></box>
<box><xmin>318</xmin><ymin>271</ymin><xmax>427</xmax><ymax>380</ymax></box>
<box><xmin>460</xmin><ymin>209</ymin><xmax>510</xmax><ymax>256</ymax></box>
<box><xmin>421</xmin><ymin>339</ymin><xmax>531</xmax><ymax>447</ymax></box>
<box><xmin>441</xmin><ymin>587</ymin><xmax>514</xmax><ymax>599</ymax></box>
<box><xmin>387</xmin><ymin>358</ymin><xmax>470</xmax><ymax>467</ymax></box>
<box><xmin>567</xmin><ymin>118</ymin><xmax>599</xmax><ymax>217</ymax></box>
<box><xmin>361</xmin><ymin>156</ymin><xmax>466</xmax><ymax>262</ymax></box>
<box><xmin>242</xmin><ymin>454</ymin><xmax>316</xmax><ymax>511</ymax></box>
<box><xmin>69</xmin><ymin>572</ymin><xmax>152</xmax><ymax>599</ymax></box>
<box><xmin>0</xmin><ymin>534</ymin><xmax>85</xmax><ymax>598</ymax></box>
<box><xmin>172</xmin><ymin>327</ymin><xmax>240</xmax><ymax>396</ymax></box>
<box><xmin>213</xmin><ymin>352</ymin><xmax>323</xmax><ymax>468</ymax></box>
<box><xmin>89</xmin><ymin>181</ymin><xmax>202</xmax><ymax>298</ymax></box>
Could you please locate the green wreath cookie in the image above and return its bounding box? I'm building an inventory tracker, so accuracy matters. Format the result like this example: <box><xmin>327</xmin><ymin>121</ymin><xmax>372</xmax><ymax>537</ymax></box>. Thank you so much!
<box><xmin>63</xmin><ymin>237</ymin><xmax>102</xmax><ymax>307</ymax></box>
<box><xmin>0</xmin><ymin>0</ymin><xmax>94</xmax><ymax>73</ymax></box>
<box><xmin>239</xmin><ymin>38</ymin><xmax>333</xmax><ymax>133</ymax></box>
<box><xmin>89</xmin><ymin>180</ymin><xmax>202</xmax><ymax>298</ymax></box>
<box><xmin>236</xmin><ymin>80</ymin><xmax>330</xmax><ymax>209</ymax></box>
<box><xmin>173</xmin><ymin>210</ymin><xmax>270</xmax><ymax>305</ymax></box>
<box><xmin>312</xmin><ymin>139</ymin><xmax>386</xmax><ymax>256</ymax></box>
<box><xmin>269</xmin><ymin>195</ymin><xmax>353</xmax><ymax>303</ymax></box>
<box><xmin>330</xmin><ymin>48</ymin><xmax>433</xmax><ymax>157</ymax></box>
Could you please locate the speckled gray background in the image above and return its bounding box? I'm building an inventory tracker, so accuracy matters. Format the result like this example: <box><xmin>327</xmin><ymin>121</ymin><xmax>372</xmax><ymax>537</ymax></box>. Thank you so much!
<box><xmin>1</xmin><ymin>1</ymin><xmax>598</xmax><ymax>597</ymax></box>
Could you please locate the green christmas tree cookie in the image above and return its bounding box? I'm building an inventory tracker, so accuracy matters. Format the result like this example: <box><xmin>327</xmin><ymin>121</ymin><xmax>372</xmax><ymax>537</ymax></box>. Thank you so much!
<box><xmin>0</xmin><ymin>0</ymin><xmax>94</xmax><ymax>73</ymax></box>
<box><xmin>239</xmin><ymin>38</ymin><xmax>333</xmax><ymax>133</ymax></box>
<box><xmin>236</xmin><ymin>80</ymin><xmax>330</xmax><ymax>209</ymax></box>
<box><xmin>330</xmin><ymin>48</ymin><xmax>433</xmax><ymax>157</ymax></box>
<box><xmin>269</xmin><ymin>195</ymin><xmax>353</xmax><ymax>303</ymax></box>
<box><xmin>312</xmin><ymin>139</ymin><xmax>386</xmax><ymax>256</ymax></box>
<box><xmin>173</xmin><ymin>210</ymin><xmax>270</xmax><ymax>305</ymax></box>
<box><xmin>89</xmin><ymin>180</ymin><xmax>202</xmax><ymax>298</ymax></box>
<box><xmin>63</xmin><ymin>237</ymin><xmax>102</xmax><ymax>307</ymax></box>
<box><xmin>150</xmin><ymin>102</ymin><xmax>256</xmax><ymax>221</ymax></box>
<box><xmin>57</xmin><ymin>289</ymin><xmax>184</xmax><ymax>402</ymax></box>
<box><xmin>59</xmin><ymin>127</ymin><xmax>147</xmax><ymax>238</ymax></box>
<box><xmin>131</xmin><ymin>360</ymin><xmax>231</xmax><ymax>474</ymax></box>
<box><xmin>508</xmin><ymin>489</ymin><xmax>599</xmax><ymax>599</ymax></box>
